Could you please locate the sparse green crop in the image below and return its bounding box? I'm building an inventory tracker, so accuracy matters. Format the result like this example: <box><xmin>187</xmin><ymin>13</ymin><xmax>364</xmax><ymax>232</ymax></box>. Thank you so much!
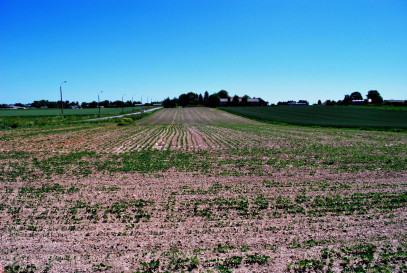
<box><xmin>1</xmin><ymin>107</ymin><xmax>406</xmax><ymax>272</ymax></box>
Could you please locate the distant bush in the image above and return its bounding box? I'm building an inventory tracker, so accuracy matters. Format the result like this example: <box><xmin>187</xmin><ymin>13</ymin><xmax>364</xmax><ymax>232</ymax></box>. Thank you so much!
<box><xmin>117</xmin><ymin>117</ymin><xmax>133</xmax><ymax>126</ymax></box>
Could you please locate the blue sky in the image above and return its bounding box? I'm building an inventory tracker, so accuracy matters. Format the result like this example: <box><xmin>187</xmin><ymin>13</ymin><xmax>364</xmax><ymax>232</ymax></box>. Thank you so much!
<box><xmin>1</xmin><ymin>0</ymin><xmax>406</xmax><ymax>104</ymax></box>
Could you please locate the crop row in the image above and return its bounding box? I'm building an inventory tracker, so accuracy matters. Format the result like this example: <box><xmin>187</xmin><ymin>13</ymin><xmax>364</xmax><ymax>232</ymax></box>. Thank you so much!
<box><xmin>1</xmin><ymin>144</ymin><xmax>406</xmax><ymax>182</ymax></box>
<box><xmin>175</xmin><ymin>191</ymin><xmax>407</xmax><ymax>220</ymax></box>
<box><xmin>221</xmin><ymin>106</ymin><xmax>407</xmax><ymax>129</ymax></box>
<box><xmin>288</xmin><ymin>240</ymin><xmax>407</xmax><ymax>272</ymax></box>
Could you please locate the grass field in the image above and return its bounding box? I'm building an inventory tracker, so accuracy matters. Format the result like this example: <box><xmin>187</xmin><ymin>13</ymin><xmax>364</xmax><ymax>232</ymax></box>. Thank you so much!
<box><xmin>0</xmin><ymin>107</ymin><xmax>144</xmax><ymax>117</ymax></box>
<box><xmin>0</xmin><ymin>107</ymin><xmax>155</xmax><ymax>130</ymax></box>
<box><xmin>220</xmin><ymin>106</ymin><xmax>407</xmax><ymax>129</ymax></box>
<box><xmin>0</xmin><ymin>107</ymin><xmax>406</xmax><ymax>272</ymax></box>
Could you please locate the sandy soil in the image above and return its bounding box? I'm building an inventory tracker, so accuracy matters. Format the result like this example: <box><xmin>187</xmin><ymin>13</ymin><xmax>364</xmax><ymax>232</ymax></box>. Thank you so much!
<box><xmin>141</xmin><ymin>107</ymin><xmax>256</xmax><ymax>125</ymax></box>
<box><xmin>0</xmin><ymin>108</ymin><xmax>406</xmax><ymax>272</ymax></box>
<box><xmin>1</xmin><ymin>171</ymin><xmax>406</xmax><ymax>272</ymax></box>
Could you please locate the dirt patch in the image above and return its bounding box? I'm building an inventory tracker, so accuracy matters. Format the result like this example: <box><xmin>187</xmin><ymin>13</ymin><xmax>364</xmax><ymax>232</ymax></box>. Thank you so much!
<box><xmin>142</xmin><ymin>108</ymin><xmax>256</xmax><ymax>125</ymax></box>
<box><xmin>1</xmin><ymin>170</ymin><xmax>406</xmax><ymax>272</ymax></box>
<box><xmin>0</xmin><ymin>108</ymin><xmax>406</xmax><ymax>272</ymax></box>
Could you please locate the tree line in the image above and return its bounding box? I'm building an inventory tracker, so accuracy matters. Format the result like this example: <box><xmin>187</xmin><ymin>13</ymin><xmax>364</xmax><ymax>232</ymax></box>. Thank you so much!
<box><xmin>163</xmin><ymin>91</ymin><xmax>217</xmax><ymax>108</ymax></box>
<box><xmin>1</xmin><ymin>99</ymin><xmax>150</xmax><ymax>109</ymax></box>
<box><xmin>162</xmin><ymin>90</ymin><xmax>258</xmax><ymax>108</ymax></box>
<box><xmin>318</xmin><ymin>90</ymin><xmax>385</xmax><ymax>106</ymax></box>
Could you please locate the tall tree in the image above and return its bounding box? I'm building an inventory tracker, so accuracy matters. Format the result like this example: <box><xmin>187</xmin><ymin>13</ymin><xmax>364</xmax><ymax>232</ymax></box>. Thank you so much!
<box><xmin>218</xmin><ymin>90</ymin><xmax>229</xmax><ymax>99</ymax></box>
<box><xmin>350</xmin><ymin>91</ymin><xmax>363</xmax><ymax>101</ymax></box>
<box><xmin>163</xmin><ymin>97</ymin><xmax>177</xmax><ymax>108</ymax></box>
<box><xmin>204</xmin><ymin>91</ymin><xmax>209</xmax><ymax>105</ymax></box>
<box><xmin>178</xmin><ymin>94</ymin><xmax>189</xmax><ymax>107</ymax></box>
<box><xmin>208</xmin><ymin>94</ymin><xmax>220</xmax><ymax>107</ymax></box>
<box><xmin>178</xmin><ymin>92</ymin><xmax>199</xmax><ymax>107</ymax></box>
<box><xmin>232</xmin><ymin>95</ymin><xmax>240</xmax><ymax>106</ymax></box>
<box><xmin>343</xmin><ymin>95</ymin><xmax>351</xmax><ymax>105</ymax></box>
<box><xmin>367</xmin><ymin>90</ymin><xmax>383</xmax><ymax>104</ymax></box>
<box><xmin>241</xmin><ymin>95</ymin><xmax>249</xmax><ymax>106</ymax></box>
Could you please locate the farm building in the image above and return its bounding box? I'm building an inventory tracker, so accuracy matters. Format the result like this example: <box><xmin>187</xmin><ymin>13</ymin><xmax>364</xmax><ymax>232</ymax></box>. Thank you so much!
<box><xmin>248</xmin><ymin>98</ymin><xmax>268</xmax><ymax>106</ymax></box>
<box><xmin>351</xmin><ymin>100</ymin><xmax>364</xmax><ymax>105</ymax></box>
<box><xmin>219</xmin><ymin>97</ymin><xmax>268</xmax><ymax>106</ymax></box>
<box><xmin>8</xmin><ymin>105</ymin><xmax>28</xmax><ymax>109</ymax></box>
<box><xmin>287</xmin><ymin>100</ymin><xmax>309</xmax><ymax>106</ymax></box>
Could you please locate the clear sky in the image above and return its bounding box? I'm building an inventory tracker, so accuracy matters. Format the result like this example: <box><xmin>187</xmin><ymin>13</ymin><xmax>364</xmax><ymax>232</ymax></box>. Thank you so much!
<box><xmin>1</xmin><ymin>0</ymin><xmax>406</xmax><ymax>104</ymax></box>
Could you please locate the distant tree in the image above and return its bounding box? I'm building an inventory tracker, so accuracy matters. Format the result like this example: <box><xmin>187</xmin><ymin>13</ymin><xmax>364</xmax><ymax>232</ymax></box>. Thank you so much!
<box><xmin>325</xmin><ymin>100</ymin><xmax>337</xmax><ymax>106</ymax></box>
<box><xmin>112</xmin><ymin>100</ymin><xmax>122</xmax><ymax>107</ymax></box>
<box><xmin>204</xmin><ymin>91</ymin><xmax>209</xmax><ymax>106</ymax></box>
<box><xmin>31</xmin><ymin>101</ymin><xmax>40</xmax><ymax>108</ymax></box>
<box><xmin>198</xmin><ymin>94</ymin><xmax>203</xmax><ymax>105</ymax></box>
<box><xmin>350</xmin><ymin>91</ymin><xmax>363</xmax><ymax>101</ymax></box>
<box><xmin>81</xmin><ymin>102</ymin><xmax>89</xmax><ymax>108</ymax></box>
<box><xmin>101</xmin><ymin>100</ymin><xmax>110</xmax><ymax>108</ymax></box>
<box><xmin>232</xmin><ymin>95</ymin><xmax>240</xmax><ymax>106</ymax></box>
<box><xmin>163</xmin><ymin>97</ymin><xmax>177</xmax><ymax>108</ymax></box>
<box><xmin>189</xmin><ymin>92</ymin><xmax>199</xmax><ymax>105</ymax></box>
<box><xmin>178</xmin><ymin>92</ymin><xmax>199</xmax><ymax>107</ymax></box>
<box><xmin>218</xmin><ymin>90</ymin><xmax>229</xmax><ymax>99</ymax></box>
<box><xmin>89</xmin><ymin>101</ymin><xmax>98</xmax><ymax>108</ymax></box>
<box><xmin>162</xmin><ymin>97</ymin><xmax>171</xmax><ymax>108</ymax></box>
<box><xmin>318</xmin><ymin>100</ymin><xmax>322</xmax><ymax>105</ymax></box>
<box><xmin>343</xmin><ymin>95</ymin><xmax>352</xmax><ymax>105</ymax></box>
<box><xmin>241</xmin><ymin>95</ymin><xmax>249</xmax><ymax>106</ymax></box>
<box><xmin>178</xmin><ymin>94</ymin><xmax>188</xmax><ymax>107</ymax></box>
<box><xmin>208</xmin><ymin>94</ymin><xmax>220</xmax><ymax>107</ymax></box>
<box><xmin>367</xmin><ymin>90</ymin><xmax>383</xmax><ymax>104</ymax></box>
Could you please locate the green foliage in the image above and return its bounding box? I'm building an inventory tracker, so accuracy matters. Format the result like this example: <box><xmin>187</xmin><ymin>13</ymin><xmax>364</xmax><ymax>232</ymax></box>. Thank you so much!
<box><xmin>367</xmin><ymin>90</ymin><xmax>384</xmax><ymax>105</ymax></box>
<box><xmin>208</xmin><ymin>94</ymin><xmax>220</xmax><ymax>107</ymax></box>
<box><xmin>4</xmin><ymin>263</ymin><xmax>37</xmax><ymax>273</ymax></box>
<box><xmin>162</xmin><ymin>97</ymin><xmax>177</xmax><ymax>108</ymax></box>
<box><xmin>117</xmin><ymin>117</ymin><xmax>133</xmax><ymax>126</ymax></box>
<box><xmin>221</xmin><ymin>106</ymin><xmax>407</xmax><ymax>129</ymax></box>
<box><xmin>0</xmin><ymin>107</ymin><xmax>154</xmax><ymax>129</ymax></box>
<box><xmin>0</xmin><ymin>107</ymin><xmax>144</xmax><ymax>117</ymax></box>
<box><xmin>92</xmin><ymin>263</ymin><xmax>112</xmax><ymax>271</ymax></box>
<box><xmin>350</xmin><ymin>91</ymin><xmax>363</xmax><ymax>101</ymax></box>
<box><xmin>288</xmin><ymin>242</ymin><xmax>407</xmax><ymax>272</ymax></box>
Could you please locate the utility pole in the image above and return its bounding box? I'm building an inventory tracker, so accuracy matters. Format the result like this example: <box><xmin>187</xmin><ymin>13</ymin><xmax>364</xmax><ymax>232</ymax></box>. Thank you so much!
<box><xmin>122</xmin><ymin>94</ymin><xmax>126</xmax><ymax>114</ymax></box>
<box><xmin>98</xmin><ymin>91</ymin><xmax>103</xmax><ymax>117</ymax></box>
<box><xmin>60</xmin><ymin>81</ymin><xmax>67</xmax><ymax>116</ymax></box>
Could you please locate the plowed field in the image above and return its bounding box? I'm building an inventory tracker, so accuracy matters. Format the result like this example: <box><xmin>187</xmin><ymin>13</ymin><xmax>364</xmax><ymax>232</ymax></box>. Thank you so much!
<box><xmin>1</xmin><ymin>107</ymin><xmax>406</xmax><ymax>272</ymax></box>
<box><xmin>142</xmin><ymin>107</ymin><xmax>253</xmax><ymax>124</ymax></box>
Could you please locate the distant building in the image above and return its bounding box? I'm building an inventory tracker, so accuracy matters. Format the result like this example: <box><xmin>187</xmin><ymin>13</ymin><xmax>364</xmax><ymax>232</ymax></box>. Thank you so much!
<box><xmin>351</xmin><ymin>100</ymin><xmax>364</xmax><ymax>105</ymax></box>
<box><xmin>68</xmin><ymin>105</ymin><xmax>81</xmax><ymax>109</ymax></box>
<box><xmin>219</xmin><ymin>97</ymin><xmax>268</xmax><ymax>106</ymax></box>
<box><xmin>219</xmin><ymin>98</ymin><xmax>230</xmax><ymax>106</ymax></box>
<box><xmin>247</xmin><ymin>97</ymin><xmax>268</xmax><ymax>106</ymax></box>
<box><xmin>8</xmin><ymin>105</ymin><xmax>27</xmax><ymax>109</ymax></box>
<box><xmin>287</xmin><ymin>100</ymin><xmax>309</xmax><ymax>106</ymax></box>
